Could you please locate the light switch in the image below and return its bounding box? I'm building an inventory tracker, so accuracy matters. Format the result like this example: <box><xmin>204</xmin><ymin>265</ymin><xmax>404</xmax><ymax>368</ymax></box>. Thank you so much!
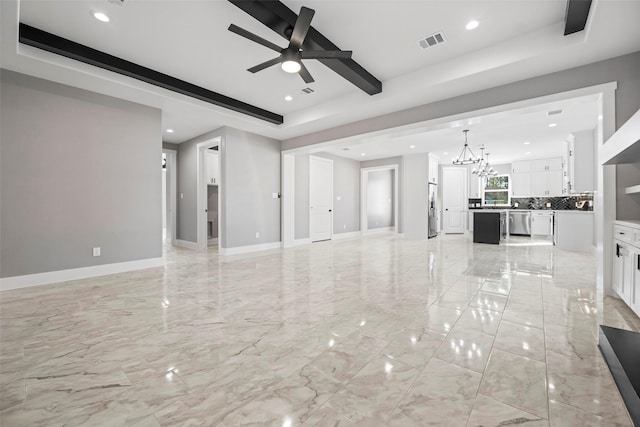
<box><xmin>272</xmin><ymin>193</ymin><xmax>278</xmax><ymax>199</ymax></box>
<box><xmin>93</xmin><ymin>247</ymin><xmax>101</xmax><ymax>257</ymax></box>
<box><xmin>336</xmin><ymin>196</ymin><xmax>341</xmax><ymax>201</ymax></box>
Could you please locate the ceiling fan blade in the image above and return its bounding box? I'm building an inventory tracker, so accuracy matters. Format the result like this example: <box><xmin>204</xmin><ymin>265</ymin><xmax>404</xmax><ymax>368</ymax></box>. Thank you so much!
<box><xmin>228</xmin><ymin>24</ymin><xmax>282</xmax><ymax>53</ymax></box>
<box><xmin>301</xmin><ymin>50</ymin><xmax>352</xmax><ymax>59</ymax></box>
<box><xmin>288</xmin><ymin>7</ymin><xmax>315</xmax><ymax>49</ymax></box>
<box><xmin>248</xmin><ymin>57</ymin><xmax>282</xmax><ymax>73</ymax></box>
<box><xmin>298</xmin><ymin>62</ymin><xmax>315</xmax><ymax>84</ymax></box>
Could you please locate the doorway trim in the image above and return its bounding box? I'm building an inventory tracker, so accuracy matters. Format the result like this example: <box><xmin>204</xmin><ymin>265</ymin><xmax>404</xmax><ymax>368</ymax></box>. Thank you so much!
<box><xmin>162</xmin><ymin>148</ymin><xmax>177</xmax><ymax>245</ymax></box>
<box><xmin>360</xmin><ymin>165</ymin><xmax>399</xmax><ymax>235</ymax></box>
<box><xmin>196</xmin><ymin>137</ymin><xmax>222</xmax><ymax>250</ymax></box>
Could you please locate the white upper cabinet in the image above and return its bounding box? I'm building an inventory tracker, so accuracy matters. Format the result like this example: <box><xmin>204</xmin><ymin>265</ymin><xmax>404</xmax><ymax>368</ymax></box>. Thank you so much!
<box><xmin>532</xmin><ymin>157</ymin><xmax>562</xmax><ymax>172</ymax></box>
<box><xmin>206</xmin><ymin>151</ymin><xmax>219</xmax><ymax>185</ymax></box>
<box><xmin>428</xmin><ymin>153</ymin><xmax>439</xmax><ymax>184</ymax></box>
<box><xmin>512</xmin><ymin>160</ymin><xmax>532</xmax><ymax>174</ymax></box>
<box><xmin>511</xmin><ymin>172</ymin><xmax>532</xmax><ymax>197</ymax></box>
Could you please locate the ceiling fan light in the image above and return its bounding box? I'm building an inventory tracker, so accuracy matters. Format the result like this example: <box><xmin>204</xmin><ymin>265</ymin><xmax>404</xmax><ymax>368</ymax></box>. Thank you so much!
<box><xmin>281</xmin><ymin>60</ymin><xmax>301</xmax><ymax>73</ymax></box>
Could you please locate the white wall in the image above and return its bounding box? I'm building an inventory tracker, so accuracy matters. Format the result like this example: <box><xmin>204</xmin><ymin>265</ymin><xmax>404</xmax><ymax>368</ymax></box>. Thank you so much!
<box><xmin>402</xmin><ymin>154</ymin><xmax>429</xmax><ymax>239</ymax></box>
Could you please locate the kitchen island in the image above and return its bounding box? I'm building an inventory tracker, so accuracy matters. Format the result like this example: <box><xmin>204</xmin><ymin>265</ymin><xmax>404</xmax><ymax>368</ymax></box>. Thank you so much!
<box><xmin>473</xmin><ymin>210</ymin><xmax>506</xmax><ymax>244</ymax></box>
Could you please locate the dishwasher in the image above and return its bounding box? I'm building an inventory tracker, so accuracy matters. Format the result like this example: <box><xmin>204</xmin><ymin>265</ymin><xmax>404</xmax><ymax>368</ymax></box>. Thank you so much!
<box><xmin>509</xmin><ymin>211</ymin><xmax>531</xmax><ymax>236</ymax></box>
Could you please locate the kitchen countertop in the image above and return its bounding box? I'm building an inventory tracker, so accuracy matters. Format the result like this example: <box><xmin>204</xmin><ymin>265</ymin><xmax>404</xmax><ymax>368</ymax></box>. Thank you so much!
<box><xmin>469</xmin><ymin>209</ymin><xmax>593</xmax><ymax>213</ymax></box>
<box><xmin>614</xmin><ymin>220</ymin><xmax>640</xmax><ymax>229</ymax></box>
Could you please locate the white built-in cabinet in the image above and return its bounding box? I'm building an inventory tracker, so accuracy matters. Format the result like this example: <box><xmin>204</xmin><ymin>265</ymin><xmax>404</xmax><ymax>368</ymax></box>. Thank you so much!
<box><xmin>428</xmin><ymin>153</ymin><xmax>439</xmax><ymax>184</ymax></box>
<box><xmin>612</xmin><ymin>222</ymin><xmax>640</xmax><ymax>316</ymax></box>
<box><xmin>531</xmin><ymin>211</ymin><xmax>554</xmax><ymax>236</ymax></box>
<box><xmin>564</xmin><ymin>130</ymin><xmax>595</xmax><ymax>193</ymax></box>
<box><xmin>511</xmin><ymin>157</ymin><xmax>562</xmax><ymax>197</ymax></box>
<box><xmin>206</xmin><ymin>151</ymin><xmax>219</xmax><ymax>185</ymax></box>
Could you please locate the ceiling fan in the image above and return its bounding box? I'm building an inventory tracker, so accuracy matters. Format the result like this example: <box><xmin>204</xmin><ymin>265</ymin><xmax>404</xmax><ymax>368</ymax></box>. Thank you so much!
<box><xmin>228</xmin><ymin>6</ymin><xmax>352</xmax><ymax>83</ymax></box>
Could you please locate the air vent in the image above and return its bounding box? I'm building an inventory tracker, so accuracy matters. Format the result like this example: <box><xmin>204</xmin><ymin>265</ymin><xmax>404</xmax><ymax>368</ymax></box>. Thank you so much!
<box><xmin>301</xmin><ymin>87</ymin><xmax>315</xmax><ymax>94</ymax></box>
<box><xmin>548</xmin><ymin>109</ymin><xmax>564</xmax><ymax>116</ymax></box>
<box><xmin>341</xmin><ymin>147</ymin><xmax>351</xmax><ymax>151</ymax></box>
<box><xmin>107</xmin><ymin>0</ymin><xmax>125</xmax><ymax>5</ymax></box>
<box><xmin>417</xmin><ymin>32</ymin><xmax>446</xmax><ymax>49</ymax></box>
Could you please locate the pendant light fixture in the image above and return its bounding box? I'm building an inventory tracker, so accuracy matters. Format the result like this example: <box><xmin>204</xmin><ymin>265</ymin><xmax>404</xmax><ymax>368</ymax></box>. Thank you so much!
<box><xmin>472</xmin><ymin>147</ymin><xmax>498</xmax><ymax>178</ymax></box>
<box><xmin>452</xmin><ymin>130</ymin><xmax>480</xmax><ymax>165</ymax></box>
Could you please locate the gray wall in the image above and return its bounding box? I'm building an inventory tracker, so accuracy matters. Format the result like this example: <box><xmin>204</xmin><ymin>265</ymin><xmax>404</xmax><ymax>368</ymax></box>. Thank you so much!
<box><xmin>367</xmin><ymin>170</ymin><xmax>394</xmax><ymax>229</ymax></box>
<box><xmin>163</xmin><ymin>141</ymin><xmax>179</xmax><ymax>151</ymax></box>
<box><xmin>282</xmin><ymin>51</ymin><xmax>640</xmax><ymax>151</ymax></box>
<box><xmin>0</xmin><ymin>70</ymin><xmax>162</xmax><ymax>278</ymax></box>
<box><xmin>361</xmin><ymin>156</ymin><xmax>403</xmax><ymax>232</ymax></box>
<box><xmin>223</xmin><ymin>127</ymin><xmax>281</xmax><ymax>248</ymax></box>
<box><xmin>401</xmin><ymin>154</ymin><xmax>429</xmax><ymax>239</ymax></box>
<box><xmin>176</xmin><ymin>127</ymin><xmax>281</xmax><ymax>248</ymax></box>
<box><xmin>295</xmin><ymin>152</ymin><xmax>360</xmax><ymax>239</ymax></box>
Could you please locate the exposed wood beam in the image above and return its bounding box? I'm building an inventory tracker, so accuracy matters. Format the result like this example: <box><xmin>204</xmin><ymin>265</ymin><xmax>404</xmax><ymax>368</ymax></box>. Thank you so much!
<box><xmin>229</xmin><ymin>0</ymin><xmax>382</xmax><ymax>96</ymax></box>
<box><xmin>564</xmin><ymin>0</ymin><xmax>593</xmax><ymax>35</ymax></box>
<box><xmin>19</xmin><ymin>23</ymin><xmax>283</xmax><ymax>125</ymax></box>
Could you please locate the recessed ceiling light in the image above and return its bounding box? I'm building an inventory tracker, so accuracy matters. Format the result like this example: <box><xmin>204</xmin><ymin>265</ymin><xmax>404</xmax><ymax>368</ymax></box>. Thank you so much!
<box><xmin>465</xmin><ymin>20</ymin><xmax>479</xmax><ymax>30</ymax></box>
<box><xmin>165</xmin><ymin>129</ymin><xmax>174</xmax><ymax>133</ymax></box>
<box><xmin>284</xmin><ymin>95</ymin><xmax>293</xmax><ymax>102</ymax></box>
<box><xmin>360</xmin><ymin>153</ymin><xmax>365</xmax><ymax>156</ymax></box>
<box><xmin>410</xmin><ymin>145</ymin><xmax>415</xmax><ymax>149</ymax></box>
<box><xmin>443</xmin><ymin>152</ymin><xmax>448</xmax><ymax>155</ymax></box>
<box><xmin>548</xmin><ymin>123</ymin><xmax>558</xmax><ymax>127</ymax></box>
<box><xmin>93</xmin><ymin>11</ymin><xmax>110</xmax><ymax>22</ymax></box>
<box><xmin>523</xmin><ymin>141</ymin><xmax>530</xmax><ymax>145</ymax></box>
<box><xmin>525</xmin><ymin>151</ymin><xmax>531</xmax><ymax>155</ymax></box>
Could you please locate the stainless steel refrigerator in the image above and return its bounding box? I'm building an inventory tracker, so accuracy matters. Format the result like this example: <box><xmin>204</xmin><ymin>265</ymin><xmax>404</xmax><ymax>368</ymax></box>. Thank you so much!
<box><xmin>428</xmin><ymin>182</ymin><xmax>438</xmax><ymax>238</ymax></box>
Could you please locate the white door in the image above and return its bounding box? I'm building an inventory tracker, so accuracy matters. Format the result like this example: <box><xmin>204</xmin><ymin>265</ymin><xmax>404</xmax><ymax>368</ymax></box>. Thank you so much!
<box><xmin>442</xmin><ymin>167</ymin><xmax>467</xmax><ymax>234</ymax></box>
<box><xmin>310</xmin><ymin>156</ymin><xmax>333</xmax><ymax>242</ymax></box>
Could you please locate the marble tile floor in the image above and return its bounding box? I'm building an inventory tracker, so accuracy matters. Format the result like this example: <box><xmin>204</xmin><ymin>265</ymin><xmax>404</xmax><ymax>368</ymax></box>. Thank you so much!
<box><xmin>1</xmin><ymin>233</ymin><xmax>638</xmax><ymax>426</ymax></box>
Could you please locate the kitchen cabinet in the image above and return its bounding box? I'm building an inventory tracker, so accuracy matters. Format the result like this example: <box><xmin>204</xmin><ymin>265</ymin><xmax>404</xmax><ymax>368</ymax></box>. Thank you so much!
<box><xmin>566</xmin><ymin>130</ymin><xmax>595</xmax><ymax>193</ymax></box>
<box><xmin>531</xmin><ymin>211</ymin><xmax>553</xmax><ymax>236</ymax></box>
<box><xmin>532</xmin><ymin>157</ymin><xmax>562</xmax><ymax>172</ymax></box>
<box><xmin>511</xmin><ymin>172</ymin><xmax>532</xmax><ymax>197</ymax></box>
<box><xmin>612</xmin><ymin>222</ymin><xmax>640</xmax><ymax>317</ymax></box>
<box><xmin>510</xmin><ymin>157</ymin><xmax>562</xmax><ymax>197</ymax></box>
<box><xmin>512</xmin><ymin>160</ymin><xmax>532</xmax><ymax>174</ymax></box>
<box><xmin>532</xmin><ymin>170</ymin><xmax>562</xmax><ymax>196</ymax></box>
<box><xmin>428</xmin><ymin>153</ymin><xmax>439</xmax><ymax>184</ymax></box>
<box><xmin>206</xmin><ymin>151</ymin><xmax>219</xmax><ymax>185</ymax></box>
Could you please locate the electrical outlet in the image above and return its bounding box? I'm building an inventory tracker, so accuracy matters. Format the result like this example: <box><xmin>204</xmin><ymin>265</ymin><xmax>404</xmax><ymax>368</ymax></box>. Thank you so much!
<box><xmin>93</xmin><ymin>247</ymin><xmax>101</xmax><ymax>257</ymax></box>
<box><xmin>255</xmin><ymin>232</ymin><xmax>260</xmax><ymax>239</ymax></box>
<box><xmin>336</xmin><ymin>196</ymin><xmax>341</xmax><ymax>201</ymax></box>
<box><xmin>546</xmin><ymin>202</ymin><xmax>551</xmax><ymax>208</ymax></box>
<box><xmin>272</xmin><ymin>193</ymin><xmax>278</xmax><ymax>199</ymax></box>
<box><xmin>180</xmin><ymin>193</ymin><xmax>184</xmax><ymax>199</ymax></box>
<box><xmin>343</xmin><ymin>224</ymin><xmax>346</xmax><ymax>230</ymax></box>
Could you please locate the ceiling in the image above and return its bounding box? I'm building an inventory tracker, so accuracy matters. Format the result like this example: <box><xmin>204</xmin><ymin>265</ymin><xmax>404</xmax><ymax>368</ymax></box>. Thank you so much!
<box><xmin>2</xmin><ymin>0</ymin><xmax>640</xmax><ymax>151</ymax></box>
<box><xmin>318</xmin><ymin>95</ymin><xmax>600</xmax><ymax>164</ymax></box>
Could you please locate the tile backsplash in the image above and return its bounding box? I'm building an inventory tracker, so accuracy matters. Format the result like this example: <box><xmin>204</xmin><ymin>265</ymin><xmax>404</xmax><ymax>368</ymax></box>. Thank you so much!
<box><xmin>469</xmin><ymin>194</ymin><xmax>593</xmax><ymax>211</ymax></box>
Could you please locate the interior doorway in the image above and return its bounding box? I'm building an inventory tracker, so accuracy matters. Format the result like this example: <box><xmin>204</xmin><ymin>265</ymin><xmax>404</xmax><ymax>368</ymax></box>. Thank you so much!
<box><xmin>162</xmin><ymin>148</ymin><xmax>177</xmax><ymax>245</ymax></box>
<box><xmin>360</xmin><ymin>165</ymin><xmax>399</xmax><ymax>234</ymax></box>
<box><xmin>442</xmin><ymin>166</ymin><xmax>467</xmax><ymax>234</ymax></box>
<box><xmin>196</xmin><ymin>137</ymin><xmax>222</xmax><ymax>250</ymax></box>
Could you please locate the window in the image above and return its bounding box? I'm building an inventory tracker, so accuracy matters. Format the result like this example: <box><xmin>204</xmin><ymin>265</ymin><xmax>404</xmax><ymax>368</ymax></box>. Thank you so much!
<box><xmin>483</xmin><ymin>175</ymin><xmax>510</xmax><ymax>206</ymax></box>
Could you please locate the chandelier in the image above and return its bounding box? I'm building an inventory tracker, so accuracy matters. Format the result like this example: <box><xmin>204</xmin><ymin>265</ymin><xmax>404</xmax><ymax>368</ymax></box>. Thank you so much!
<box><xmin>472</xmin><ymin>146</ymin><xmax>498</xmax><ymax>177</ymax></box>
<box><xmin>452</xmin><ymin>130</ymin><xmax>480</xmax><ymax>165</ymax></box>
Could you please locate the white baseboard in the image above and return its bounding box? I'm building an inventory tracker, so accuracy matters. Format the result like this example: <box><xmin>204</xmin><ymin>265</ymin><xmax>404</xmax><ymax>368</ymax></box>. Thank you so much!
<box><xmin>219</xmin><ymin>241</ymin><xmax>281</xmax><ymax>256</ymax></box>
<box><xmin>363</xmin><ymin>226</ymin><xmax>395</xmax><ymax>235</ymax></box>
<box><xmin>208</xmin><ymin>238</ymin><xmax>219</xmax><ymax>245</ymax></box>
<box><xmin>0</xmin><ymin>257</ymin><xmax>164</xmax><ymax>291</ymax></box>
<box><xmin>292</xmin><ymin>238</ymin><xmax>311</xmax><ymax>247</ymax></box>
<box><xmin>333</xmin><ymin>231</ymin><xmax>362</xmax><ymax>240</ymax></box>
<box><xmin>175</xmin><ymin>239</ymin><xmax>200</xmax><ymax>250</ymax></box>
